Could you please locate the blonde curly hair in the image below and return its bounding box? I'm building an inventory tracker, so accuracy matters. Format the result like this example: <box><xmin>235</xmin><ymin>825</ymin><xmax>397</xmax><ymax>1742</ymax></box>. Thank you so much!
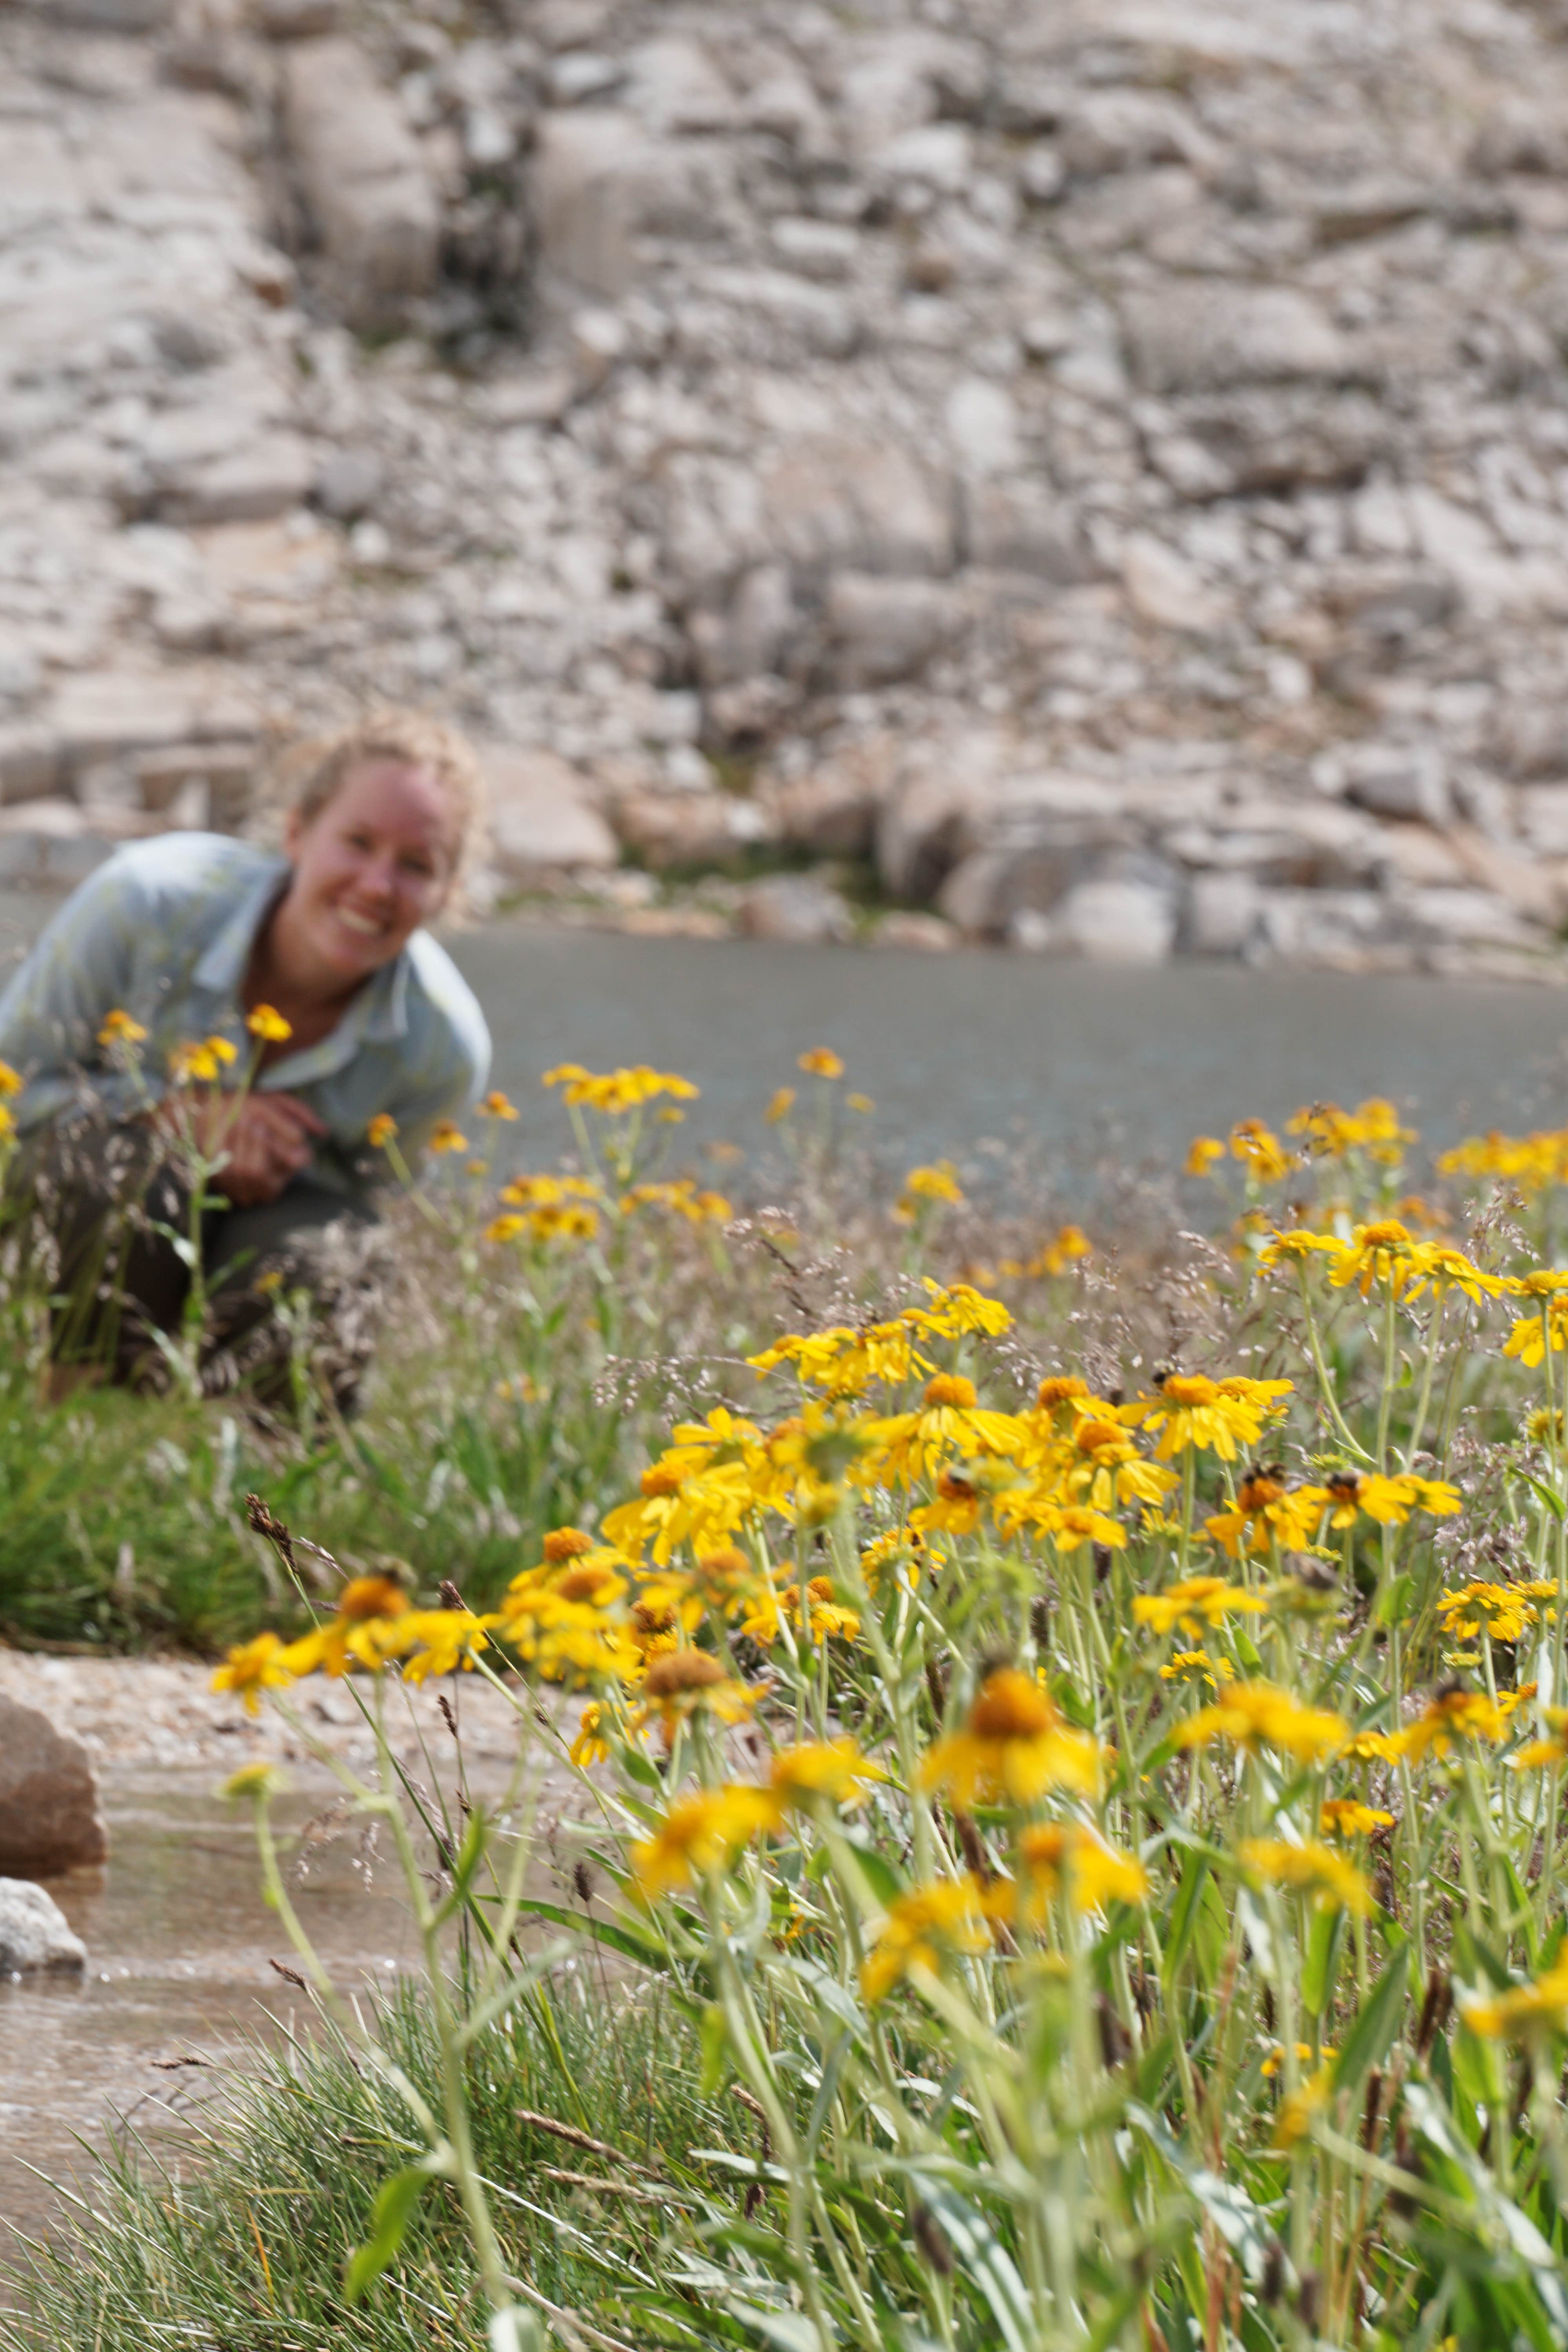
<box><xmin>281</xmin><ymin>710</ymin><xmax>488</xmax><ymax>918</ymax></box>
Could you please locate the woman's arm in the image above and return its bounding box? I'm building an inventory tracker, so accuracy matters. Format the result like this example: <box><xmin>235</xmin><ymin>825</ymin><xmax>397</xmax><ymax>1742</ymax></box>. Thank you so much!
<box><xmin>0</xmin><ymin>857</ymin><xmax>151</xmax><ymax>1132</ymax></box>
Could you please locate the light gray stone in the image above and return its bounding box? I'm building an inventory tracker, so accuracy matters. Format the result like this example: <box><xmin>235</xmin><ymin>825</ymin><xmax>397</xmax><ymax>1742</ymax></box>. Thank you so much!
<box><xmin>0</xmin><ymin>1695</ymin><xmax>108</xmax><ymax>1879</ymax></box>
<box><xmin>533</xmin><ymin>111</ymin><xmax>729</xmax><ymax>299</ymax></box>
<box><xmin>1122</xmin><ymin>285</ymin><xmax>1350</xmax><ymax>395</ymax></box>
<box><xmin>739</xmin><ymin>872</ymin><xmax>855</xmax><ymax>944</ymax></box>
<box><xmin>822</xmin><ymin>573</ymin><xmax>959</xmax><ymax>690</ymax></box>
<box><xmin>282</xmin><ymin>40</ymin><xmax>439</xmax><ymax>328</ymax></box>
<box><xmin>159</xmin><ymin>432</ymin><xmax>315</xmax><ymax>527</ymax></box>
<box><xmin>314</xmin><ymin>448</ymin><xmax>385</xmax><ymax>520</ymax></box>
<box><xmin>483</xmin><ymin>746</ymin><xmax>619</xmax><ymax>880</ymax></box>
<box><xmin>1054</xmin><ymin>875</ymin><xmax>1176</xmax><ymax>963</ymax></box>
<box><xmin>964</xmin><ymin>480</ymin><xmax>1093</xmax><ymax>581</ymax></box>
<box><xmin>1186</xmin><ymin>871</ymin><xmax>1263</xmax><ymax>955</ymax></box>
<box><xmin>612</xmin><ymin>789</ymin><xmax>776</xmax><ymax>868</ymax></box>
<box><xmin>0</xmin><ymin>1880</ymin><xmax>87</xmax><ymax>1976</ymax></box>
<box><xmin>1342</xmin><ymin>745</ymin><xmax>1451</xmax><ymax>828</ymax></box>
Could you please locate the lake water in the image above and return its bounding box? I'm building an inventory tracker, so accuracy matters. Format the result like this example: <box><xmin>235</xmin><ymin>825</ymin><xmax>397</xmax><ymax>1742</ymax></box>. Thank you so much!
<box><xmin>2</xmin><ymin>892</ymin><xmax>1561</xmax><ymax>1172</ymax></box>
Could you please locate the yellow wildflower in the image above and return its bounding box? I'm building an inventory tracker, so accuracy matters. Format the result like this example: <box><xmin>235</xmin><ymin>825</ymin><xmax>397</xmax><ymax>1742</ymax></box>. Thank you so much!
<box><xmin>797</xmin><ymin>1046</ymin><xmax>844</xmax><ymax>1078</ymax></box>
<box><xmin>1178</xmin><ymin>1680</ymin><xmax>1348</xmax><ymax>1763</ymax></box>
<box><xmin>1240</xmin><ymin>1838</ymin><xmax>1372</xmax><ymax>1915</ymax></box>
<box><xmin>480</xmin><ymin>1090</ymin><xmax>519</xmax><ymax>1119</ymax></box>
<box><xmin>97</xmin><ymin>1008</ymin><xmax>148</xmax><ymax>1049</ymax></box>
<box><xmin>570</xmin><ymin>1703</ymin><xmax>610</xmax><ymax>1769</ymax></box>
<box><xmin>765</xmin><ymin>1086</ymin><xmax>795</xmax><ymax>1122</ymax></box>
<box><xmin>895</xmin><ymin>1162</ymin><xmax>964</xmax><ymax>1220</ymax></box>
<box><xmin>1273</xmin><ymin>2067</ymin><xmax>1334</xmax><ymax>2149</ymax></box>
<box><xmin>1319</xmin><ymin>1798</ymin><xmax>1393</xmax><ymax>1840</ymax></box>
<box><xmin>920</xmin><ymin>1668</ymin><xmax>1102</xmax><ymax>1806</ymax></box>
<box><xmin>1465</xmin><ymin>1964</ymin><xmax>1568</xmax><ymax>2040</ymax></box>
<box><xmin>429</xmin><ymin>1120</ymin><xmax>468</xmax><ymax>1154</ymax></box>
<box><xmin>367</xmin><ymin>1112</ymin><xmax>398</xmax><ymax>1149</ymax></box>
<box><xmin>861</xmin><ymin>1877</ymin><xmax>991</xmax><ymax>2002</ymax></box>
<box><xmin>1008</xmin><ymin>1821</ymin><xmax>1148</xmax><ymax>1918</ymax></box>
<box><xmin>544</xmin><ymin>1063</ymin><xmax>699</xmax><ymax>1112</ymax></box>
<box><xmin>1229</xmin><ymin>1118</ymin><xmax>1293</xmax><ymax>1184</ymax></box>
<box><xmin>1127</xmin><ymin>1372</ymin><xmax>1292</xmax><ymax>1463</ymax></box>
<box><xmin>245</xmin><ymin>1004</ymin><xmax>292</xmax><ymax>1043</ymax></box>
<box><xmin>630</xmin><ymin>1786</ymin><xmax>778</xmax><ymax>1898</ymax></box>
<box><xmin>1133</xmin><ymin>1575</ymin><xmax>1267</xmax><ymax>1638</ymax></box>
<box><xmin>1185</xmin><ymin>1136</ymin><xmax>1225</xmax><ymax>1178</ymax></box>
<box><xmin>1159</xmin><ymin>1649</ymin><xmax>1236</xmax><ymax>1690</ymax></box>
<box><xmin>212</xmin><ymin>1632</ymin><xmax>296</xmax><ymax>1715</ymax></box>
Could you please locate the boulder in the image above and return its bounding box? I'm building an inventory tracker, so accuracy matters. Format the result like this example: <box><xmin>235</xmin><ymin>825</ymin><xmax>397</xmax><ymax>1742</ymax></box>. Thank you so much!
<box><xmin>822</xmin><ymin>573</ymin><xmax>959</xmax><ymax>690</ymax></box>
<box><xmin>482</xmin><ymin>747</ymin><xmax>619</xmax><ymax>881</ymax></box>
<box><xmin>533</xmin><ymin>111</ymin><xmax>731</xmax><ymax>299</ymax></box>
<box><xmin>281</xmin><ymin>40</ymin><xmax>439</xmax><ymax>328</ymax></box>
<box><xmin>1054</xmin><ymin>874</ymin><xmax>1177</xmax><ymax>963</ymax></box>
<box><xmin>0</xmin><ymin>1696</ymin><xmax>107</xmax><ymax>1878</ymax></box>
<box><xmin>612</xmin><ymin>789</ymin><xmax>776</xmax><ymax>868</ymax></box>
<box><xmin>0</xmin><ymin>1880</ymin><xmax>87</xmax><ymax>1976</ymax></box>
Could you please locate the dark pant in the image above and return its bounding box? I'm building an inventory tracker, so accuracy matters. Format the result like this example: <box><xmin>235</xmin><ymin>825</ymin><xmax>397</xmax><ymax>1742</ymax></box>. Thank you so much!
<box><xmin>14</xmin><ymin>1117</ymin><xmax>387</xmax><ymax>1409</ymax></box>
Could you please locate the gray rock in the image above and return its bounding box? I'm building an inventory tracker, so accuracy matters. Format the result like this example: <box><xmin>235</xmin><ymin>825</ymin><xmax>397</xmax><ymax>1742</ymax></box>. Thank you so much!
<box><xmin>1122</xmin><ymin>285</ymin><xmax>1350</xmax><ymax>395</ymax></box>
<box><xmin>964</xmin><ymin>480</ymin><xmax>1094</xmax><ymax>581</ymax></box>
<box><xmin>1054</xmin><ymin>875</ymin><xmax>1177</xmax><ymax>964</ymax></box>
<box><xmin>1186</xmin><ymin>871</ymin><xmax>1264</xmax><ymax>956</ymax></box>
<box><xmin>159</xmin><ymin>433</ymin><xmax>315</xmax><ymax>528</ymax></box>
<box><xmin>1342</xmin><ymin>746</ymin><xmax>1451</xmax><ymax>828</ymax></box>
<box><xmin>0</xmin><ymin>1696</ymin><xmax>108</xmax><ymax>1878</ymax></box>
<box><xmin>534</xmin><ymin>111</ymin><xmax>729</xmax><ymax>299</ymax></box>
<box><xmin>314</xmin><ymin>449</ymin><xmax>385</xmax><ymax>521</ymax></box>
<box><xmin>282</xmin><ymin>40</ymin><xmax>439</xmax><ymax>328</ymax></box>
<box><xmin>0</xmin><ymin>1880</ymin><xmax>87</xmax><ymax>1976</ymax></box>
<box><xmin>822</xmin><ymin>574</ymin><xmax>959</xmax><ymax>690</ymax></box>
<box><xmin>739</xmin><ymin>873</ymin><xmax>854</xmax><ymax>944</ymax></box>
<box><xmin>483</xmin><ymin>746</ymin><xmax>619</xmax><ymax>880</ymax></box>
<box><xmin>612</xmin><ymin>789</ymin><xmax>776</xmax><ymax>869</ymax></box>
<box><xmin>0</xmin><ymin>731</ymin><xmax>62</xmax><ymax>807</ymax></box>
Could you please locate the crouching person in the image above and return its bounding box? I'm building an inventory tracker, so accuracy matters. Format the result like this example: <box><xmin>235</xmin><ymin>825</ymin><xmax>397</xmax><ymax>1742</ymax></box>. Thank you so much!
<box><xmin>0</xmin><ymin>710</ymin><xmax>492</xmax><ymax>1410</ymax></box>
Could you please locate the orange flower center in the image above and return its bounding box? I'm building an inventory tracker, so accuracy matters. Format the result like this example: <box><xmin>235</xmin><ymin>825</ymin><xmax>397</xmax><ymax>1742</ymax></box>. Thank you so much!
<box><xmin>925</xmin><ymin>1374</ymin><xmax>977</xmax><ymax>1410</ymax></box>
<box><xmin>1359</xmin><ymin>1221</ymin><xmax>1411</xmax><ymax>1248</ymax></box>
<box><xmin>1037</xmin><ymin>1376</ymin><xmax>1089</xmax><ymax>1411</ymax></box>
<box><xmin>337</xmin><ymin>1575</ymin><xmax>409</xmax><ymax>1622</ymax></box>
<box><xmin>543</xmin><ymin>1526</ymin><xmax>594</xmax><ymax>1563</ymax></box>
<box><xmin>969</xmin><ymin>1668</ymin><xmax>1056</xmax><ymax>1742</ymax></box>
<box><xmin>641</xmin><ymin>1464</ymin><xmax>684</xmax><ymax>1497</ymax></box>
<box><xmin>642</xmin><ymin>1650</ymin><xmax>726</xmax><ymax>1698</ymax></box>
<box><xmin>1160</xmin><ymin>1374</ymin><xmax>1218</xmax><ymax>1407</ymax></box>
<box><xmin>1075</xmin><ymin>1419</ymin><xmax>1123</xmax><ymax>1454</ymax></box>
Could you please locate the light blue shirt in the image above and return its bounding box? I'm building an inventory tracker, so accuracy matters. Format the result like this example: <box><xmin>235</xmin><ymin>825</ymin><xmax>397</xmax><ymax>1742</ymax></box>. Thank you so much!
<box><xmin>0</xmin><ymin>833</ymin><xmax>492</xmax><ymax>1193</ymax></box>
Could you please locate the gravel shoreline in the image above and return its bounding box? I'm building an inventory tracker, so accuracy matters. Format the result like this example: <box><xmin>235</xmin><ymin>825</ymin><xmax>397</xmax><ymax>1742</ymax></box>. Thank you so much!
<box><xmin>0</xmin><ymin>1646</ymin><xmax>530</xmax><ymax>1776</ymax></box>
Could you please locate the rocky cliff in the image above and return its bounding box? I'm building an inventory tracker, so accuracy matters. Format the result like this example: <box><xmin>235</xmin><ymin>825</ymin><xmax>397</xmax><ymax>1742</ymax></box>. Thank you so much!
<box><xmin>7</xmin><ymin>0</ymin><xmax>1568</xmax><ymax>973</ymax></box>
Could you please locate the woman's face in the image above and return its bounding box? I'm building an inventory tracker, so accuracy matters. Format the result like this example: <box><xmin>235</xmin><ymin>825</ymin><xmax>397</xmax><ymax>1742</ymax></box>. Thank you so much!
<box><xmin>282</xmin><ymin>759</ymin><xmax>459</xmax><ymax>986</ymax></box>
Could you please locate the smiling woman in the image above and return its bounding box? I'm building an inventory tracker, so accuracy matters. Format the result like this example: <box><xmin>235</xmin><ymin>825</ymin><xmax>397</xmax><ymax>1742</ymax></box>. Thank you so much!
<box><xmin>0</xmin><ymin>710</ymin><xmax>492</xmax><ymax>1406</ymax></box>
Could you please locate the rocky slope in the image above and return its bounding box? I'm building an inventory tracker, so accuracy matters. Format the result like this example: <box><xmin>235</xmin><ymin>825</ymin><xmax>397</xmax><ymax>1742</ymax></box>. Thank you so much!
<box><xmin>8</xmin><ymin>0</ymin><xmax>1568</xmax><ymax>973</ymax></box>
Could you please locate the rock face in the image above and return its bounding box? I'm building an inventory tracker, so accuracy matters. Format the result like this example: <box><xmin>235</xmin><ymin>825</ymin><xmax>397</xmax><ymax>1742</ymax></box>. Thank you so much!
<box><xmin>0</xmin><ymin>1878</ymin><xmax>88</xmax><ymax>1975</ymax></box>
<box><xmin>0</xmin><ymin>1695</ymin><xmax>109</xmax><ymax>1877</ymax></box>
<box><xmin>5</xmin><ymin>0</ymin><xmax>1568</xmax><ymax>974</ymax></box>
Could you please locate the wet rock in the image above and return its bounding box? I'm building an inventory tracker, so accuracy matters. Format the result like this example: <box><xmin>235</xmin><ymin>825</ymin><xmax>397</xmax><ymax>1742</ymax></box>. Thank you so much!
<box><xmin>0</xmin><ymin>1881</ymin><xmax>87</xmax><ymax>1976</ymax></box>
<box><xmin>281</xmin><ymin>39</ymin><xmax>439</xmax><ymax>328</ymax></box>
<box><xmin>0</xmin><ymin>1697</ymin><xmax>107</xmax><ymax>1879</ymax></box>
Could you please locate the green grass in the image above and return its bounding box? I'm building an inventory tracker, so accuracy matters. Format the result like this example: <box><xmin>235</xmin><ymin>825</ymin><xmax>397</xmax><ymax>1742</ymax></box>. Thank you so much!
<box><xmin>3</xmin><ymin>1973</ymin><xmax>749</xmax><ymax>2352</ymax></box>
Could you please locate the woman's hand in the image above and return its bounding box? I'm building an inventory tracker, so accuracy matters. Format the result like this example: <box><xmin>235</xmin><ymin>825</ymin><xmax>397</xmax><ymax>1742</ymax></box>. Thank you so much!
<box><xmin>155</xmin><ymin>1092</ymin><xmax>328</xmax><ymax>1207</ymax></box>
<box><xmin>213</xmin><ymin>1094</ymin><xmax>328</xmax><ymax>1205</ymax></box>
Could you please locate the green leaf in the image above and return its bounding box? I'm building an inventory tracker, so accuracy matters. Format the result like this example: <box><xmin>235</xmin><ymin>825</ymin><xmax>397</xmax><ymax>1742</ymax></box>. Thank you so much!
<box><xmin>1332</xmin><ymin>1944</ymin><xmax>1411</xmax><ymax>2100</ymax></box>
<box><xmin>700</xmin><ymin>2002</ymin><xmax>730</xmax><ymax>2100</ymax></box>
<box><xmin>1301</xmin><ymin>1905</ymin><xmax>1345</xmax><ymax>2020</ymax></box>
<box><xmin>916</xmin><ymin>2183</ymin><xmax>1033</xmax><ymax>2352</ymax></box>
<box><xmin>1519</xmin><ymin>1473</ymin><xmax>1566</xmax><ymax>1523</ymax></box>
<box><xmin>1161</xmin><ymin>1849</ymin><xmax>1212</xmax><ymax>1994</ymax></box>
<box><xmin>344</xmin><ymin>2164</ymin><xmax>434</xmax><ymax>2303</ymax></box>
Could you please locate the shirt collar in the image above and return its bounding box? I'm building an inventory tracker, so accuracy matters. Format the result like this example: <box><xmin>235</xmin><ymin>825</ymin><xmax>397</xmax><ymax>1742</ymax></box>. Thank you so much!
<box><xmin>193</xmin><ymin>855</ymin><xmax>289</xmax><ymax>994</ymax></box>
